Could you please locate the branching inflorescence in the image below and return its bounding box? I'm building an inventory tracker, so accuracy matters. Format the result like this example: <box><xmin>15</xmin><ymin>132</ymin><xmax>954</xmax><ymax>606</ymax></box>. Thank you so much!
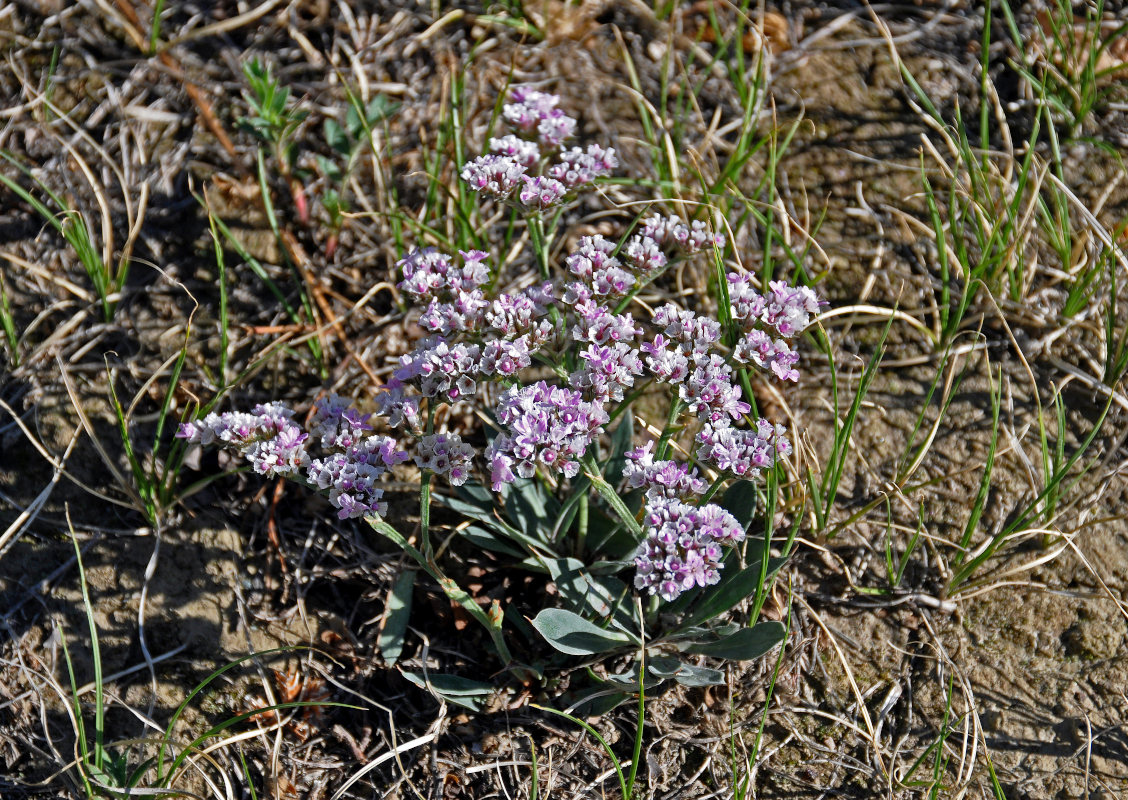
<box><xmin>179</xmin><ymin>86</ymin><xmax>823</xmax><ymax>604</ymax></box>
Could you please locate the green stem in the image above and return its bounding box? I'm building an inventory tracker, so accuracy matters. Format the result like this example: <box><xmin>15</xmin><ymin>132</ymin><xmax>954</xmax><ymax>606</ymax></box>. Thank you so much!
<box><xmin>655</xmin><ymin>398</ymin><xmax>685</xmax><ymax>461</ymax></box>
<box><xmin>700</xmin><ymin>475</ymin><xmax>727</xmax><ymax>505</ymax></box>
<box><xmin>750</xmin><ymin>464</ymin><xmax>778</xmax><ymax>622</ymax></box>
<box><xmin>575</xmin><ymin>492</ymin><xmax>589</xmax><ymax>558</ymax></box>
<box><xmin>581</xmin><ymin>455</ymin><xmax>643</xmax><ymax>540</ymax></box>
<box><xmin>532</xmin><ymin>704</ymin><xmax>629</xmax><ymax>800</ymax></box>
<box><xmin>420</xmin><ymin>472</ymin><xmax>433</xmax><ymax>561</ymax></box>
<box><xmin>528</xmin><ymin>214</ymin><xmax>551</xmax><ymax>281</ymax></box>
<box><xmin>68</xmin><ymin>522</ymin><xmax>104</xmax><ymax>771</ymax></box>
<box><xmin>627</xmin><ymin>646</ymin><xmax>645</xmax><ymax>797</ymax></box>
<box><xmin>366</xmin><ymin>515</ymin><xmax>512</xmax><ymax>664</ymax></box>
<box><xmin>421</xmin><ymin>404</ymin><xmax>436</xmax><ymax>559</ymax></box>
<box><xmin>608</xmin><ymin>379</ymin><xmax>653</xmax><ymax>425</ymax></box>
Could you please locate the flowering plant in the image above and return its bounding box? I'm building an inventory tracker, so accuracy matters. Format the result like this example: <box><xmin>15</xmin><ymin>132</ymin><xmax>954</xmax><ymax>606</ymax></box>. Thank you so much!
<box><xmin>180</xmin><ymin>86</ymin><xmax>823</xmax><ymax>699</ymax></box>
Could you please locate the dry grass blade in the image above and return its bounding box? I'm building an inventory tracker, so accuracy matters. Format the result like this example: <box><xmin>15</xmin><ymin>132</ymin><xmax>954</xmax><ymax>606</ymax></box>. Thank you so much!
<box><xmin>55</xmin><ymin>355</ymin><xmax>143</xmax><ymax>510</ymax></box>
<box><xmin>0</xmin><ymin>427</ymin><xmax>79</xmax><ymax>555</ymax></box>
<box><xmin>0</xmin><ymin>395</ymin><xmax>137</xmax><ymax>510</ymax></box>
<box><xmin>328</xmin><ymin>733</ymin><xmax>435</xmax><ymax>800</ymax></box>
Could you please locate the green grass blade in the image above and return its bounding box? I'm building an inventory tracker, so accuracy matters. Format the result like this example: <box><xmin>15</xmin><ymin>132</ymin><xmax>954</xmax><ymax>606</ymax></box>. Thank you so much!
<box><xmin>532</xmin><ymin>703</ymin><xmax>628</xmax><ymax>800</ymax></box>
<box><xmin>823</xmin><ymin>317</ymin><xmax>892</xmax><ymax>536</ymax></box>
<box><xmin>0</xmin><ymin>270</ymin><xmax>19</xmax><ymax>368</ymax></box>
<box><xmin>67</xmin><ymin>515</ymin><xmax>105</xmax><ymax>772</ymax></box>
<box><xmin>953</xmin><ymin>365</ymin><xmax>1002</xmax><ymax>566</ymax></box>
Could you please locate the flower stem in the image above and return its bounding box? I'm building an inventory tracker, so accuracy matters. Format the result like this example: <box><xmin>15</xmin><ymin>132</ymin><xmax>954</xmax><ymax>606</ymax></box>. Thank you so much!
<box><xmin>575</xmin><ymin>491</ymin><xmax>589</xmax><ymax>558</ymax></box>
<box><xmin>581</xmin><ymin>454</ymin><xmax>643</xmax><ymax>540</ymax></box>
<box><xmin>528</xmin><ymin>214</ymin><xmax>551</xmax><ymax>281</ymax></box>
<box><xmin>655</xmin><ymin>397</ymin><xmax>685</xmax><ymax>460</ymax></box>
<box><xmin>421</xmin><ymin>405</ymin><xmax>436</xmax><ymax>559</ymax></box>
<box><xmin>367</xmin><ymin>515</ymin><xmax>512</xmax><ymax>664</ymax></box>
<box><xmin>701</xmin><ymin>474</ymin><xmax>726</xmax><ymax>504</ymax></box>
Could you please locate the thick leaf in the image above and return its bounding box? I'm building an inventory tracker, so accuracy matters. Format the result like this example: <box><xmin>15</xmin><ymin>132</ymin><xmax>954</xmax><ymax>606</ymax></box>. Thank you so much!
<box><xmin>377</xmin><ymin>569</ymin><xmax>415</xmax><ymax>665</ymax></box>
<box><xmin>552</xmin><ymin>473</ymin><xmax>590</xmax><ymax>541</ymax></box>
<box><xmin>673</xmin><ymin>665</ymin><xmax>726</xmax><ymax>687</ymax></box>
<box><xmin>401</xmin><ymin>671</ymin><xmax>494</xmax><ymax>711</ymax></box>
<box><xmin>586</xmin><ymin>559</ymin><xmax>634</xmax><ymax>575</ymax></box>
<box><xmin>455</xmin><ymin>482</ymin><xmax>493</xmax><ymax>507</ymax></box>
<box><xmin>603</xmin><ymin>414</ymin><xmax>635</xmax><ymax>487</ymax></box>
<box><xmin>582</xmin><ymin>502</ymin><xmax>642</xmax><ymax>560</ymax></box>
<box><xmin>546</xmin><ymin>559</ymin><xmax>635</xmax><ymax>631</ymax></box>
<box><xmin>664</xmin><ymin>621</ymin><xmax>741</xmax><ymax>644</ymax></box>
<box><xmin>647</xmin><ymin>657</ymin><xmax>725</xmax><ymax>687</ymax></box>
<box><xmin>720</xmin><ymin>480</ymin><xmax>759</xmax><ymax>528</ymax></box>
<box><xmin>531</xmin><ymin>608</ymin><xmax>635</xmax><ymax>655</ymax></box>
<box><xmin>686</xmin><ymin>621</ymin><xmax>786</xmax><ymax>660</ymax></box>
<box><xmin>440</xmin><ymin>491</ymin><xmax>559</xmax><ymax>559</ymax></box>
<box><xmin>505</xmin><ymin>477</ymin><xmax>557</xmax><ymax>538</ymax></box>
<box><xmin>459</xmin><ymin>525</ymin><xmax>525</xmax><ymax>558</ymax></box>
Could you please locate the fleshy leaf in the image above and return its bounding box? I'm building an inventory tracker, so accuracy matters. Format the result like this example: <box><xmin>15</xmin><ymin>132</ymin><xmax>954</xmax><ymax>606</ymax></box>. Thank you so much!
<box><xmin>401</xmin><ymin>671</ymin><xmax>495</xmax><ymax>711</ymax></box>
<box><xmin>459</xmin><ymin>525</ymin><xmax>525</xmax><ymax>558</ymax></box>
<box><xmin>531</xmin><ymin>608</ymin><xmax>636</xmax><ymax>655</ymax></box>
<box><xmin>603</xmin><ymin>413</ymin><xmax>635</xmax><ymax>487</ymax></box>
<box><xmin>545</xmin><ymin>558</ymin><xmax>634</xmax><ymax>631</ymax></box>
<box><xmin>685</xmin><ymin>621</ymin><xmax>786</xmax><ymax>660</ymax></box>
<box><xmin>505</xmin><ymin>477</ymin><xmax>557</xmax><ymax>538</ymax></box>
<box><xmin>647</xmin><ymin>656</ymin><xmax>726</xmax><ymax>687</ymax></box>
<box><xmin>377</xmin><ymin>569</ymin><xmax>415</xmax><ymax>665</ymax></box>
<box><xmin>719</xmin><ymin>480</ymin><xmax>759</xmax><ymax>528</ymax></box>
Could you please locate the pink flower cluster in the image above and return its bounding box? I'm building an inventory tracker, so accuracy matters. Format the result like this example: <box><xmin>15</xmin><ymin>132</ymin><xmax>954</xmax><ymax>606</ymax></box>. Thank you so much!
<box><xmin>461</xmin><ymin>86</ymin><xmax>617</xmax><ymax>210</ymax></box>
<box><xmin>399</xmin><ymin>248</ymin><xmax>490</xmax><ymax>299</ymax></box>
<box><xmin>484</xmin><ymin>381</ymin><xmax>609</xmax><ymax>491</ymax></box>
<box><xmin>633</xmin><ymin>497</ymin><xmax>745</xmax><ymax>601</ymax></box>
<box><xmin>308</xmin><ymin>434</ymin><xmax>409</xmax><ymax>519</ymax></box>
<box><xmin>177</xmin><ymin>402</ymin><xmax>309</xmax><ymax>478</ymax></box>
<box><xmin>727</xmin><ymin>273</ymin><xmax>824</xmax><ymax>382</ymax></box>
<box><xmin>415</xmin><ymin>433</ymin><xmax>474</xmax><ymax>486</ymax></box>
<box><xmin>695</xmin><ymin>419</ymin><xmax>792</xmax><ymax>480</ymax></box>
<box><xmin>623</xmin><ymin>442</ymin><xmax>706</xmax><ymax>501</ymax></box>
<box><xmin>178</xmin><ymin>395</ymin><xmax>410</xmax><ymax>520</ymax></box>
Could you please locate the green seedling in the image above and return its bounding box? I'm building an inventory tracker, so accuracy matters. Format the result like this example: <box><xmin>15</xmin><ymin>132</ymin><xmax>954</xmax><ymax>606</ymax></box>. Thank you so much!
<box><xmin>0</xmin><ymin>152</ymin><xmax>124</xmax><ymax>322</ymax></box>
<box><xmin>812</xmin><ymin>318</ymin><xmax>891</xmax><ymax>536</ymax></box>
<box><xmin>317</xmin><ymin>91</ymin><xmax>397</xmax><ymax>257</ymax></box>
<box><xmin>1001</xmin><ymin>0</ymin><xmax>1128</xmax><ymax>140</ymax></box>
<box><xmin>0</xmin><ymin>270</ymin><xmax>18</xmax><ymax>368</ymax></box>
<box><xmin>239</xmin><ymin>58</ymin><xmax>307</xmax><ymax>177</ymax></box>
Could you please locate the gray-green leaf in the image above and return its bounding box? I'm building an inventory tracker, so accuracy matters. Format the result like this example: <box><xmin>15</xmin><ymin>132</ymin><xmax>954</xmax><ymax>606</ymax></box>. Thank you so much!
<box><xmin>400</xmin><ymin>671</ymin><xmax>494</xmax><ymax>711</ymax></box>
<box><xmin>531</xmin><ymin>608</ymin><xmax>636</xmax><ymax>655</ymax></box>
<box><xmin>648</xmin><ymin>657</ymin><xmax>726</xmax><ymax>687</ymax></box>
<box><xmin>685</xmin><ymin>621</ymin><xmax>786</xmax><ymax>660</ymax></box>
<box><xmin>377</xmin><ymin>569</ymin><xmax>414</xmax><ymax>666</ymax></box>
